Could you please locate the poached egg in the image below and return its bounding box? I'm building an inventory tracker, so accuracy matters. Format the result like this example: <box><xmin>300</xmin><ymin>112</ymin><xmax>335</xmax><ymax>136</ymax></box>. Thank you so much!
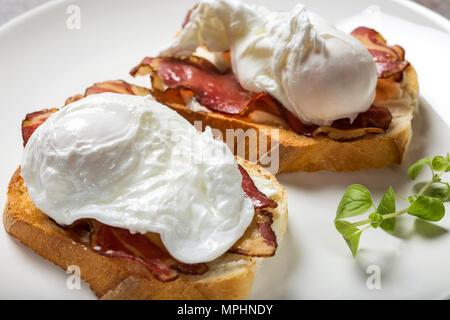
<box><xmin>159</xmin><ymin>0</ymin><xmax>378</xmax><ymax>126</ymax></box>
<box><xmin>21</xmin><ymin>93</ymin><xmax>255</xmax><ymax>264</ymax></box>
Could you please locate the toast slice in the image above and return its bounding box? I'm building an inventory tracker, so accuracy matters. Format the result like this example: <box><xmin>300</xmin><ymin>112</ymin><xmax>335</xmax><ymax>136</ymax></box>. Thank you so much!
<box><xmin>3</xmin><ymin>159</ymin><xmax>287</xmax><ymax>300</ymax></box>
<box><xmin>131</xmin><ymin>26</ymin><xmax>419</xmax><ymax>173</ymax></box>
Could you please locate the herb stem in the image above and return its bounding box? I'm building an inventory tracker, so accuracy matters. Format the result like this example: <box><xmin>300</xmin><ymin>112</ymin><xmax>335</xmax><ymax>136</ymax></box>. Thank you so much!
<box><xmin>395</xmin><ymin>194</ymin><xmax>409</xmax><ymax>202</ymax></box>
<box><xmin>418</xmin><ymin>180</ymin><xmax>434</xmax><ymax>196</ymax></box>
<box><xmin>417</xmin><ymin>171</ymin><xmax>444</xmax><ymax>197</ymax></box>
<box><xmin>351</xmin><ymin>219</ymin><xmax>371</xmax><ymax>227</ymax></box>
<box><xmin>380</xmin><ymin>208</ymin><xmax>409</xmax><ymax>220</ymax></box>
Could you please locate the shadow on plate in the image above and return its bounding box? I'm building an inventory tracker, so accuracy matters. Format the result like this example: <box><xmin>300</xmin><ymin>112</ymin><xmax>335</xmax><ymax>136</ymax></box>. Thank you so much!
<box><xmin>354</xmin><ymin>247</ymin><xmax>398</xmax><ymax>284</ymax></box>
<box><xmin>383</xmin><ymin>215</ymin><xmax>448</xmax><ymax>240</ymax></box>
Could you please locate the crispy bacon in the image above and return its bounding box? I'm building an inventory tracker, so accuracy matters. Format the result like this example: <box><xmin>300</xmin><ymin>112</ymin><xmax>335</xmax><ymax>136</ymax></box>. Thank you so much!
<box><xmin>21</xmin><ymin>108</ymin><xmax>58</xmax><ymax>146</ymax></box>
<box><xmin>333</xmin><ymin>105</ymin><xmax>392</xmax><ymax>130</ymax></box>
<box><xmin>351</xmin><ymin>27</ymin><xmax>409</xmax><ymax>79</ymax></box>
<box><xmin>279</xmin><ymin>105</ymin><xmax>391</xmax><ymax>139</ymax></box>
<box><xmin>90</xmin><ymin>222</ymin><xmax>208</xmax><ymax>282</ymax></box>
<box><xmin>65</xmin><ymin>80</ymin><xmax>151</xmax><ymax>106</ymax></box>
<box><xmin>132</xmin><ymin>57</ymin><xmax>255</xmax><ymax>114</ymax></box>
<box><xmin>85</xmin><ymin>80</ymin><xmax>135</xmax><ymax>96</ymax></box>
<box><xmin>244</xmin><ymin>91</ymin><xmax>283</xmax><ymax>118</ymax></box>
<box><xmin>238</xmin><ymin>164</ymin><xmax>277</xmax><ymax>209</ymax></box>
<box><xmin>229</xmin><ymin>210</ymin><xmax>277</xmax><ymax>257</ymax></box>
<box><xmin>64</xmin><ymin>94</ymin><xmax>84</xmax><ymax>106</ymax></box>
<box><xmin>279</xmin><ymin>107</ymin><xmax>317</xmax><ymax>137</ymax></box>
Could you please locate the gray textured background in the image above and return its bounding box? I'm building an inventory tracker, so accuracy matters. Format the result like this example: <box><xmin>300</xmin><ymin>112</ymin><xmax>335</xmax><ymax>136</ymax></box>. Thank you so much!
<box><xmin>0</xmin><ymin>0</ymin><xmax>449</xmax><ymax>26</ymax></box>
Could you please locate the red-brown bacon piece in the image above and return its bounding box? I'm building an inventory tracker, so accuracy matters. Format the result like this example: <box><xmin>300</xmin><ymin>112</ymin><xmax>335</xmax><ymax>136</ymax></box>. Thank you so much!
<box><xmin>229</xmin><ymin>210</ymin><xmax>277</xmax><ymax>257</ymax></box>
<box><xmin>65</xmin><ymin>80</ymin><xmax>150</xmax><ymax>105</ymax></box>
<box><xmin>21</xmin><ymin>108</ymin><xmax>58</xmax><ymax>146</ymax></box>
<box><xmin>334</xmin><ymin>105</ymin><xmax>392</xmax><ymax>130</ymax></box>
<box><xmin>280</xmin><ymin>105</ymin><xmax>391</xmax><ymax>139</ymax></box>
<box><xmin>131</xmin><ymin>57</ymin><xmax>255</xmax><ymax>114</ymax></box>
<box><xmin>238</xmin><ymin>164</ymin><xmax>277</xmax><ymax>209</ymax></box>
<box><xmin>90</xmin><ymin>222</ymin><xmax>208</xmax><ymax>282</ymax></box>
<box><xmin>351</xmin><ymin>27</ymin><xmax>409</xmax><ymax>79</ymax></box>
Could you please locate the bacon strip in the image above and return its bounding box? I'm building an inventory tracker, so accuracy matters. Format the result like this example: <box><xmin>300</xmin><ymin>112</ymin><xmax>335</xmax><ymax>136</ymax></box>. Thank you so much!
<box><xmin>280</xmin><ymin>105</ymin><xmax>391</xmax><ymax>138</ymax></box>
<box><xmin>132</xmin><ymin>57</ymin><xmax>255</xmax><ymax>114</ymax></box>
<box><xmin>333</xmin><ymin>105</ymin><xmax>392</xmax><ymax>130</ymax></box>
<box><xmin>90</xmin><ymin>222</ymin><xmax>208</xmax><ymax>282</ymax></box>
<box><xmin>351</xmin><ymin>27</ymin><xmax>409</xmax><ymax>79</ymax></box>
<box><xmin>229</xmin><ymin>210</ymin><xmax>277</xmax><ymax>257</ymax></box>
<box><xmin>65</xmin><ymin>80</ymin><xmax>150</xmax><ymax>105</ymax></box>
<box><xmin>22</xmin><ymin>108</ymin><xmax>58</xmax><ymax>146</ymax></box>
<box><xmin>279</xmin><ymin>107</ymin><xmax>317</xmax><ymax>137</ymax></box>
<box><xmin>238</xmin><ymin>165</ymin><xmax>277</xmax><ymax>209</ymax></box>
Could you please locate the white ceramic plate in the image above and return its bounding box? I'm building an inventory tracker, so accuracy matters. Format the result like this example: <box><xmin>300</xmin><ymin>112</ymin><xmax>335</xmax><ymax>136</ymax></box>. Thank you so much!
<box><xmin>0</xmin><ymin>0</ymin><xmax>449</xmax><ymax>299</ymax></box>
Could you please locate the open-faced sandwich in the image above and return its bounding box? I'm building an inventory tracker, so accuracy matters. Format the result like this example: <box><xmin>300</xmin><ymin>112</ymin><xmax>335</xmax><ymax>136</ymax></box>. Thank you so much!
<box><xmin>131</xmin><ymin>0</ymin><xmax>419</xmax><ymax>173</ymax></box>
<box><xmin>4</xmin><ymin>90</ymin><xmax>287</xmax><ymax>300</ymax></box>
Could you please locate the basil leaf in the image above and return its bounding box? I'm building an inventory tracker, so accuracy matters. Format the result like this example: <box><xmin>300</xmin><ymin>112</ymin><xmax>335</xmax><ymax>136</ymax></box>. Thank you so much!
<box><xmin>408</xmin><ymin>157</ymin><xmax>431</xmax><ymax>180</ymax></box>
<box><xmin>336</xmin><ymin>184</ymin><xmax>373</xmax><ymax>220</ymax></box>
<box><xmin>334</xmin><ymin>220</ymin><xmax>362</xmax><ymax>258</ymax></box>
<box><xmin>377</xmin><ymin>187</ymin><xmax>396</xmax><ymax>214</ymax></box>
<box><xmin>335</xmin><ymin>220</ymin><xmax>352</xmax><ymax>234</ymax></box>
<box><xmin>377</xmin><ymin>186</ymin><xmax>396</xmax><ymax>232</ymax></box>
<box><xmin>408</xmin><ymin>195</ymin><xmax>445</xmax><ymax>222</ymax></box>
<box><xmin>432</xmin><ymin>156</ymin><xmax>448</xmax><ymax>172</ymax></box>
<box><xmin>424</xmin><ymin>184</ymin><xmax>450</xmax><ymax>202</ymax></box>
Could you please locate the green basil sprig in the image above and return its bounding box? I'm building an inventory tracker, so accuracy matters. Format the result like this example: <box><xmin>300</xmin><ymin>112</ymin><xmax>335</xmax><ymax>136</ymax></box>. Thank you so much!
<box><xmin>334</xmin><ymin>153</ymin><xmax>450</xmax><ymax>257</ymax></box>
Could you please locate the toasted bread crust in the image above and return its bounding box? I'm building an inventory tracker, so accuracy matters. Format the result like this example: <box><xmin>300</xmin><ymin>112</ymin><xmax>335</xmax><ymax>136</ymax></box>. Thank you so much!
<box><xmin>153</xmin><ymin>66</ymin><xmax>418</xmax><ymax>173</ymax></box>
<box><xmin>3</xmin><ymin>160</ymin><xmax>287</xmax><ymax>300</ymax></box>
